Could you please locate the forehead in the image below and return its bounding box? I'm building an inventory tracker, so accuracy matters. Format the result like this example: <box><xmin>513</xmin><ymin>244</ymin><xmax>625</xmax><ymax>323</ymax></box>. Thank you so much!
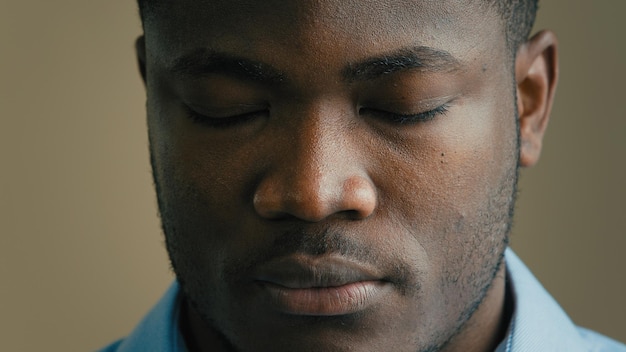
<box><xmin>144</xmin><ymin>0</ymin><xmax>505</xmax><ymax>78</ymax></box>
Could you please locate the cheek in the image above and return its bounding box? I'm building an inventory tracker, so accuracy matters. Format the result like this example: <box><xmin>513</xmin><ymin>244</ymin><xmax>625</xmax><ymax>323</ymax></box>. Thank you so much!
<box><xmin>148</xmin><ymin>106</ymin><xmax>265</xmax><ymax>269</ymax></box>
<box><xmin>150</xmin><ymin>95</ymin><xmax>256</xmax><ymax>205</ymax></box>
<box><xmin>148</xmin><ymin>73</ymin><xmax>263</xmax><ymax>210</ymax></box>
<box><xmin>379</xmin><ymin>96</ymin><xmax>517</xmax><ymax>238</ymax></box>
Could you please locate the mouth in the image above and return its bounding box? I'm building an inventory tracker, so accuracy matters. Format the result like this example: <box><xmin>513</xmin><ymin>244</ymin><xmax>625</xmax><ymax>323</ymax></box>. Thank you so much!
<box><xmin>252</xmin><ymin>255</ymin><xmax>392</xmax><ymax>316</ymax></box>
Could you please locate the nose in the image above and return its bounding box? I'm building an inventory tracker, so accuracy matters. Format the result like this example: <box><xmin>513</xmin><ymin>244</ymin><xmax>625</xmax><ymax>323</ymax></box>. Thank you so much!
<box><xmin>253</xmin><ymin>110</ymin><xmax>377</xmax><ymax>222</ymax></box>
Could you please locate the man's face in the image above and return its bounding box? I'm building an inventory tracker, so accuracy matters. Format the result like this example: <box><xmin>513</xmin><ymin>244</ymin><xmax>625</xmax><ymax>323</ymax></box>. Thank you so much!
<box><xmin>143</xmin><ymin>0</ymin><xmax>518</xmax><ymax>351</ymax></box>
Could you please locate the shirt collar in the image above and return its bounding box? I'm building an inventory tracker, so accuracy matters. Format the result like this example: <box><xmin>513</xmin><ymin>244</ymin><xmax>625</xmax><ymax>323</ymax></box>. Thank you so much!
<box><xmin>496</xmin><ymin>248</ymin><xmax>587</xmax><ymax>352</ymax></box>
<box><xmin>111</xmin><ymin>282</ymin><xmax>188</xmax><ymax>352</ymax></box>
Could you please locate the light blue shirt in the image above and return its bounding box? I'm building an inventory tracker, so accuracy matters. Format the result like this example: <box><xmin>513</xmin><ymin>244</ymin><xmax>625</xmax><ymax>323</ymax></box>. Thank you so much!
<box><xmin>101</xmin><ymin>249</ymin><xmax>626</xmax><ymax>351</ymax></box>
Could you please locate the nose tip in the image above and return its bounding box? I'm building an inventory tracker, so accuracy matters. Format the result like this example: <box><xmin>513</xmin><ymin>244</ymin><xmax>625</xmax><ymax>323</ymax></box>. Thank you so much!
<box><xmin>253</xmin><ymin>173</ymin><xmax>377</xmax><ymax>222</ymax></box>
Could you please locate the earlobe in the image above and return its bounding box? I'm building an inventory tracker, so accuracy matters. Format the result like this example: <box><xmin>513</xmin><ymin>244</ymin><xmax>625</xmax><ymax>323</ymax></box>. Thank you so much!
<box><xmin>515</xmin><ymin>30</ymin><xmax>559</xmax><ymax>167</ymax></box>
<box><xmin>135</xmin><ymin>35</ymin><xmax>147</xmax><ymax>85</ymax></box>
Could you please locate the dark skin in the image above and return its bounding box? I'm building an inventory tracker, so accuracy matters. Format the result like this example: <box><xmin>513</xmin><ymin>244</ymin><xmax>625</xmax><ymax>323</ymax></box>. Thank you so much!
<box><xmin>135</xmin><ymin>0</ymin><xmax>558</xmax><ymax>351</ymax></box>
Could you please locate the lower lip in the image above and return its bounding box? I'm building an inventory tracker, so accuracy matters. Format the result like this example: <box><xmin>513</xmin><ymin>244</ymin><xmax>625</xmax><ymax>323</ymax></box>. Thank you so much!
<box><xmin>260</xmin><ymin>281</ymin><xmax>389</xmax><ymax>316</ymax></box>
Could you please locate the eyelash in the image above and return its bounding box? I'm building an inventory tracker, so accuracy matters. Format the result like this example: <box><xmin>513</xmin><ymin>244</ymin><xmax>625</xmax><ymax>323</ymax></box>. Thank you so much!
<box><xmin>184</xmin><ymin>105</ymin><xmax>268</xmax><ymax>128</ymax></box>
<box><xmin>184</xmin><ymin>103</ymin><xmax>450</xmax><ymax>128</ymax></box>
<box><xmin>360</xmin><ymin>104</ymin><xmax>450</xmax><ymax>124</ymax></box>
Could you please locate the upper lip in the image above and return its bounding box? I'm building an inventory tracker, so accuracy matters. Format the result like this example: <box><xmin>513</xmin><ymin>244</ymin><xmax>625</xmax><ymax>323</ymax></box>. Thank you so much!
<box><xmin>252</xmin><ymin>254</ymin><xmax>383</xmax><ymax>288</ymax></box>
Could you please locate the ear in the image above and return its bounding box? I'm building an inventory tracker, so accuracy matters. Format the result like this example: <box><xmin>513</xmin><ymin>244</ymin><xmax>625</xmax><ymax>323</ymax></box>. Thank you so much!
<box><xmin>135</xmin><ymin>35</ymin><xmax>147</xmax><ymax>85</ymax></box>
<box><xmin>515</xmin><ymin>30</ymin><xmax>559</xmax><ymax>167</ymax></box>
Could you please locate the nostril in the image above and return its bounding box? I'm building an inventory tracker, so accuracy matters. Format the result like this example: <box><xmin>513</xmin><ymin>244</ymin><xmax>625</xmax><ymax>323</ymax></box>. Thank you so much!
<box><xmin>253</xmin><ymin>191</ymin><xmax>332</xmax><ymax>222</ymax></box>
<box><xmin>343</xmin><ymin>209</ymin><xmax>368</xmax><ymax>220</ymax></box>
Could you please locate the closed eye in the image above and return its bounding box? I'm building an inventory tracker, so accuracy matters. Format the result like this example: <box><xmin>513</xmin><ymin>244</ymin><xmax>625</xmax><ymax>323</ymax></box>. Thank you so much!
<box><xmin>360</xmin><ymin>103</ymin><xmax>450</xmax><ymax>125</ymax></box>
<box><xmin>183</xmin><ymin>104</ymin><xmax>269</xmax><ymax>128</ymax></box>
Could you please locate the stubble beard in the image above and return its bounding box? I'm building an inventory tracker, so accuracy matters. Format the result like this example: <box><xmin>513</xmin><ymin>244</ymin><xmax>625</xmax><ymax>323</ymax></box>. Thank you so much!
<box><xmin>149</xmin><ymin>117</ymin><xmax>521</xmax><ymax>352</ymax></box>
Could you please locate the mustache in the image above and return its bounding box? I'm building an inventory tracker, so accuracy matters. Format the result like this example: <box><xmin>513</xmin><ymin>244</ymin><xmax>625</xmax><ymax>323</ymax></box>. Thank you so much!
<box><xmin>223</xmin><ymin>227</ymin><xmax>414</xmax><ymax>292</ymax></box>
<box><xmin>223</xmin><ymin>227</ymin><xmax>372</xmax><ymax>282</ymax></box>
<box><xmin>267</xmin><ymin>227</ymin><xmax>373</xmax><ymax>259</ymax></box>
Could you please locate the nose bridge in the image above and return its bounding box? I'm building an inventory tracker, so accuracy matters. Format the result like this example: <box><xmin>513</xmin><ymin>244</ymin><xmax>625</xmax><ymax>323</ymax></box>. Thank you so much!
<box><xmin>290</xmin><ymin>103</ymin><xmax>347</xmax><ymax>187</ymax></box>
<box><xmin>253</xmin><ymin>102</ymin><xmax>377</xmax><ymax>222</ymax></box>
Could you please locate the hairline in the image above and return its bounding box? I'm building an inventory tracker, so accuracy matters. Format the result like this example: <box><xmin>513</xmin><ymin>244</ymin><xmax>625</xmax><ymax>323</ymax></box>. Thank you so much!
<box><xmin>136</xmin><ymin>0</ymin><xmax>538</xmax><ymax>58</ymax></box>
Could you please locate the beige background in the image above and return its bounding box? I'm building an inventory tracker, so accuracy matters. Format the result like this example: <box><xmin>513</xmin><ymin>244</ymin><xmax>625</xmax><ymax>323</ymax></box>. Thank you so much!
<box><xmin>1</xmin><ymin>1</ymin><xmax>624</xmax><ymax>351</ymax></box>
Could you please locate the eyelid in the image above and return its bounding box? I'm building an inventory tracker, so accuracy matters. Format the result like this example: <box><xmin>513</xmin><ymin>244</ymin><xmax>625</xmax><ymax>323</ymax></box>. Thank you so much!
<box><xmin>373</xmin><ymin>95</ymin><xmax>457</xmax><ymax>112</ymax></box>
<box><xmin>361</xmin><ymin>103</ymin><xmax>450</xmax><ymax>124</ymax></box>
<box><xmin>183</xmin><ymin>103</ymin><xmax>269</xmax><ymax>128</ymax></box>
<box><xmin>185</xmin><ymin>102</ymin><xmax>269</xmax><ymax>119</ymax></box>
<box><xmin>361</xmin><ymin>96</ymin><xmax>456</xmax><ymax>124</ymax></box>
<box><xmin>394</xmin><ymin>103</ymin><xmax>450</xmax><ymax>123</ymax></box>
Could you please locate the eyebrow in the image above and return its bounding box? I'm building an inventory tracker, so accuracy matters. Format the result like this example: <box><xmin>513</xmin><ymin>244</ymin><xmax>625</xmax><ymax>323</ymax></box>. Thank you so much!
<box><xmin>342</xmin><ymin>46</ymin><xmax>461</xmax><ymax>82</ymax></box>
<box><xmin>168</xmin><ymin>45</ymin><xmax>460</xmax><ymax>84</ymax></box>
<box><xmin>169</xmin><ymin>49</ymin><xmax>285</xmax><ymax>84</ymax></box>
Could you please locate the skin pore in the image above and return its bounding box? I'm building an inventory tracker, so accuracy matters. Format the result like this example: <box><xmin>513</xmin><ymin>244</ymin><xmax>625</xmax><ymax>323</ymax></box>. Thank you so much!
<box><xmin>136</xmin><ymin>0</ymin><xmax>558</xmax><ymax>351</ymax></box>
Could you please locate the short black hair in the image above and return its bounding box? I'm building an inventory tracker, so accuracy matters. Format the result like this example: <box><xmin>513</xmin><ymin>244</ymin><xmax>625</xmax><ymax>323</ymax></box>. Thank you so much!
<box><xmin>489</xmin><ymin>0</ymin><xmax>539</xmax><ymax>53</ymax></box>
<box><xmin>137</xmin><ymin>0</ymin><xmax>538</xmax><ymax>54</ymax></box>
